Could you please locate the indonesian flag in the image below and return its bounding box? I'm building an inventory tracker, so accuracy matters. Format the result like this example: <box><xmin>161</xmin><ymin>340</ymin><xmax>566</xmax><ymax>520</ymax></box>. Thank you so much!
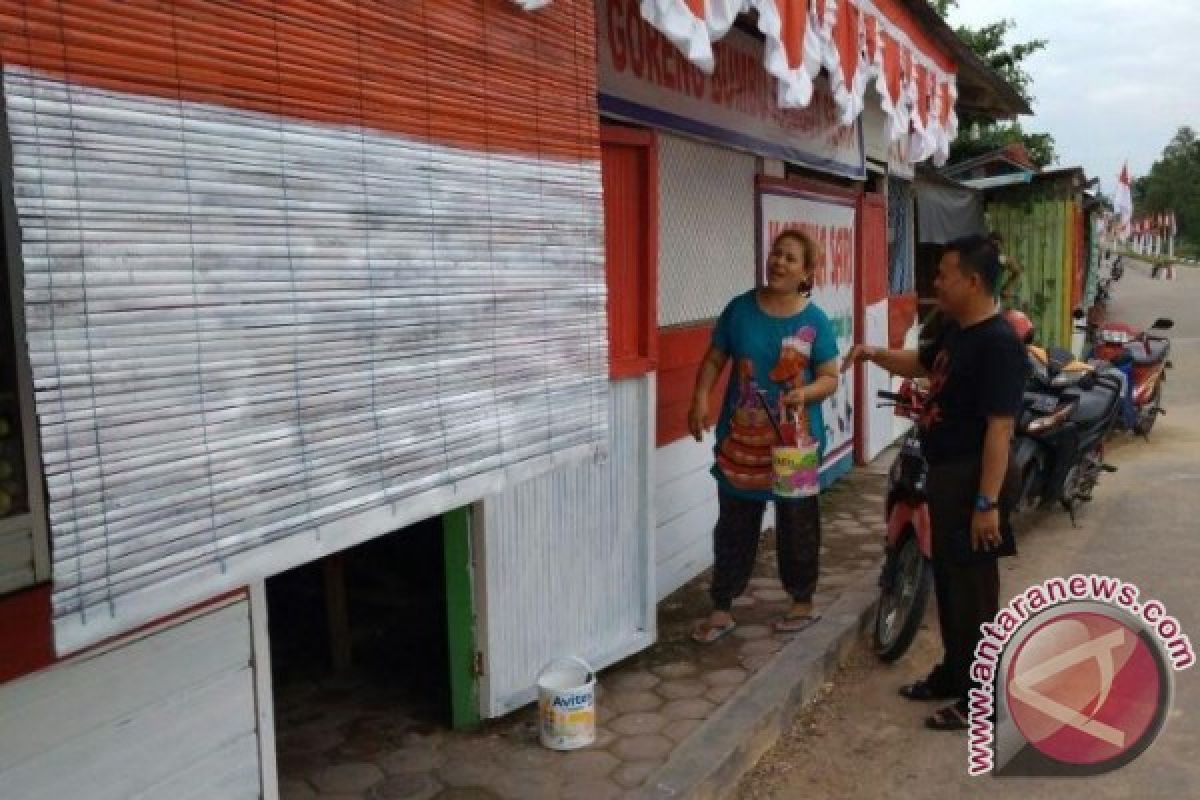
<box><xmin>1113</xmin><ymin>162</ymin><xmax>1134</xmax><ymax>239</ymax></box>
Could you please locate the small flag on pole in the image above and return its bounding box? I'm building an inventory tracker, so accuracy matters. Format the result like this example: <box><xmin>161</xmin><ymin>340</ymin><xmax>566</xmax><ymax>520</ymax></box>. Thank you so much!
<box><xmin>1113</xmin><ymin>162</ymin><xmax>1133</xmax><ymax>240</ymax></box>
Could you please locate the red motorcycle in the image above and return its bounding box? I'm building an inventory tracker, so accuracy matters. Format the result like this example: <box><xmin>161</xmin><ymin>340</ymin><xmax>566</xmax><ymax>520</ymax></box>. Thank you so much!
<box><xmin>873</xmin><ymin>380</ymin><xmax>933</xmax><ymax>662</ymax></box>
<box><xmin>1091</xmin><ymin>317</ymin><xmax>1174</xmax><ymax>436</ymax></box>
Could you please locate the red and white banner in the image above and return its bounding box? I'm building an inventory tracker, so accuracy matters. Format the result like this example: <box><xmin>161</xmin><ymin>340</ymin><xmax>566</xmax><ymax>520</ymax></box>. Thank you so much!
<box><xmin>525</xmin><ymin>0</ymin><xmax>959</xmax><ymax>166</ymax></box>
<box><xmin>599</xmin><ymin>4</ymin><xmax>865</xmax><ymax>178</ymax></box>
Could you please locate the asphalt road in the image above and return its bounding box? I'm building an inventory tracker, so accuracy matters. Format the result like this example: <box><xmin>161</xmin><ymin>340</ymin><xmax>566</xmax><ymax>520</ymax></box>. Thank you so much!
<box><xmin>737</xmin><ymin>259</ymin><xmax>1200</xmax><ymax>800</ymax></box>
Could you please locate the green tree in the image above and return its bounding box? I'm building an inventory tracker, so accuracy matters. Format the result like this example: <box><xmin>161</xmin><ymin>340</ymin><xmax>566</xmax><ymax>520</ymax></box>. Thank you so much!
<box><xmin>1134</xmin><ymin>126</ymin><xmax>1200</xmax><ymax>253</ymax></box>
<box><xmin>933</xmin><ymin>1</ymin><xmax>1058</xmax><ymax>169</ymax></box>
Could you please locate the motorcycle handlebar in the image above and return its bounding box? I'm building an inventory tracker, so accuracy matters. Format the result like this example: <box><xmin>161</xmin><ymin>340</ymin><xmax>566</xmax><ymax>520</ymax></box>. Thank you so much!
<box><xmin>877</xmin><ymin>391</ymin><xmax>906</xmax><ymax>403</ymax></box>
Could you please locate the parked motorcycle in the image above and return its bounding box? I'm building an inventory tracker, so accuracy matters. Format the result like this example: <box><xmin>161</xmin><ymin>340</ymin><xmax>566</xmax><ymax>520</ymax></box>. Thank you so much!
<box><xmin>1010</xmin><ymin>346</ymin><xmax>1125</xmax><ymax>524</ymax></box>
<box><xmin>873</xmin><ymin>382</ymin><xmax>933</xmax><ymax>662</ymax></box>
<box><xmin>1091</xmin><ymin>317</ymin><xmax>1174</xmax><ymax>436</ymax></box>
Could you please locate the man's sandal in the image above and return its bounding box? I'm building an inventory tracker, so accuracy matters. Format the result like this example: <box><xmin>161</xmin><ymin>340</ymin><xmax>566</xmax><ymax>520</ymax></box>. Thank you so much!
<box><xmin>773</xmin><ymin>613</ymin><xmax>821</xmax><ymax>634</ymax></box>
<box><xmin>925</xmin><ymin>703</ymin><xmax>969</xmax><ymax>731</ymax></box>
<box><xmin>898</xmin><ymin>678</ymin><xmax>958</xmax><ymax>702</ymax></box>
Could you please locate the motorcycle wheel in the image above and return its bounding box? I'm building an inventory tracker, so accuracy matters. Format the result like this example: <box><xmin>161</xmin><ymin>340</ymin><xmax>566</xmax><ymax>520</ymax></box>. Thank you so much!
<box><xmin>874</xmin><ymin>533</ymin><xmax>933</xmax><ymax>663</ymax></box>
<box><xmin>1135</xmin><ymin>383</ymin><xmax>1163</xmax><ymax>436</ymax></box>
<box><xmin>1016</xmin><ymin>462</ymin><xmax>1042</xmax><ymax>515</ymax></box>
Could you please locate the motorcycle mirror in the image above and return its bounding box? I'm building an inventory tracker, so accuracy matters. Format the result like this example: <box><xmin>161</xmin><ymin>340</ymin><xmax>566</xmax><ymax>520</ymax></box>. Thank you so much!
<box><xmin>1151</xmin><ymin>318</ymin><xmax>1175</xmax><ymax>331</ymax></box>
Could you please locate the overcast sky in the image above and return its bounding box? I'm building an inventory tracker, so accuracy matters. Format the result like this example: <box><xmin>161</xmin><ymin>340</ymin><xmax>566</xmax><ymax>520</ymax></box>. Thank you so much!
<box><xmin>950</xmin><ymin>0</ymin><xmax>1200</xmax><ymax>194</ymax></box>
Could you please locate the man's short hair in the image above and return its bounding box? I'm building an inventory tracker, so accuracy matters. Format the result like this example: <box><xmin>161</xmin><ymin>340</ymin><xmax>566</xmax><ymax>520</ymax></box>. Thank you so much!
<box><xmin>943</xmin><ymin>234</ymin><xmax>1002</xmax><ymax>294</ymax></box>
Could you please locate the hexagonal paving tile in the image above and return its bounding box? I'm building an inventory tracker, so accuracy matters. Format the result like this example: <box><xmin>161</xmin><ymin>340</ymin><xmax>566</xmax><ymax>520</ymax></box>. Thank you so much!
<box><xmin>591</xmin><ymin>726</ymin><xmax>617</xmax><ymax>749</ymax></box>
<box><xmin>739</xmin><ymin>638</ymin><xmax>782</xmax><ymax>658</ymax></box>
<box><xmin>504</xmin><ymin>746</ymin><xmax>562</xmax><ymax>771</ymax></box>
<box><xmin>748</xmin><ymin>577</ymin><xmax>777</xmax><ymax>589</ymax></box>
<box><xmin>436</xmin><ymin>789</ymin><xmax>503</xmax><ymax>800</ymax></box>
<box><xmin>378</xmin><ymin>746</ymin><xmax>443</xmax><ymax>776</ymax></box>
<box><xmin>560</xmin><ymin>749</ymin><xmax>621</xmax><ymax>778</ymax></box>
<box><xmin>662</xmin><ymin>717</ymin><xmax>704</xmax><ymax>743</ymax></box>
<box><xmin>310</xmin><ymin>763</ymin><xmax>384</xmax><ymax>794</ymax></box>
<box><xmin>740</xmin><ymin>654</ymin><xmax>774</xmax><ymax>672</ymax></box>
<box><xmin>609</xmin><ymin>711</ymin><xmax>666</xmax><ymax>736</ymax></box>
<box><xmin>491</xmin><ymin>769</ymin><xmax>562</xmax><ymax>800</ymax></box>
<box><xmin>651</xmin><ymin>662</ymin><xmax>699</xmax><ymax>680</ymax></box>
<box><xmin>704</xmin><ymin>668</ymin><xmax>748</xmax><ymax>687</ymax></box>
<box><xmin>605</xmin><ymin>670</ymin><xmax>660</xmax><ymax>693</ymax></box>
<box><xmin>435</xmin><ymin>759</ymin><xmax>503</xmax><ymax>789</ymax></box>
<box><xmin>611</xmin><ymin>759</ymin><xmax>663</xmax><ymax>790</ymax></box>
<box><xmin>607</xmin><ymin>690</ymin><xmax>662</xmax><ymax>714</ymax></box>
<box><xmin>752</xmin><ymin>588</ymin><xmax>791</xmax><ymax>603</ymax></box>
<box><xmin>279</xmin><ymin>726</ymin><xmax>346</xmax><ymax>756</ymax></box>
<box><xmin>560</xmin><ymin>778</ymin><xmax>624</xmax><ymax>800</ymax></box>
<box><xmin>366</xmin><ymin>773</ymin><xmax>443</xmax><ymax>800</ymax></box>
<box><xmin>705</xmin><ymin>684</ymin><xmax>739</xmax><ymax>704</ymax></box>
<box><xmin>858</xmin><ymin>542</ymin><xmax>885</xmax><ymax>553</ymax></box>
<box><xmin>610</xmin><ymin>734</ymin><xmax>675</xmax><ymax>762</ymax></box>
<box><xmin>657</xmin><ymin>679</ymin><xmax>707</xmax><ymax>700</ymax></box>
<box><xmin>661</xmin><ymin>698</ymin><xmax>715</xmax><ymax>721</ymax></box>
<box><xmin>730</xmin><ymin>624</ymin><xmax>770</xmax><ymax>641</ymax></box>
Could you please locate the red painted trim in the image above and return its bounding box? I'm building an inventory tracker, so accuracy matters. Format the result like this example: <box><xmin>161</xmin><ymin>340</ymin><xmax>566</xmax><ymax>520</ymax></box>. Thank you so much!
<box><xmin>888</xmin><ymin>293</ymin><xmax>919</xmax><ymax>349</ymax></box>
<box><xmin>0</xmin><ymin>583</ymin><xmax>53</xmax><ymax>684</ymax></box>
<box><xmin>855</xmin><ymin>225</ymin><xmax>866</xmax><ymax>465</ymax></box>
<box><xmin>855</xmin><ymin>192</ymin><xmax>887</xmax><ymax>465</ymax></box>
<box><xmin>756</xmin><ymin>175</ymin><xmax>862</xmax><ymax>206</ymax></box>
<box><xmin>0</xmin><ymin>584</ymin><xmax>246</xmax><ymax>685</ymax></box>
<box><xmin>657</xmin><ymin>323</ymin><xmax>726</xmax><ymax>447</ymax></box>
<box><xmin>601</xmin><ymin>124</ymin><xmax>658</xmax><ymax>379</ymax></box>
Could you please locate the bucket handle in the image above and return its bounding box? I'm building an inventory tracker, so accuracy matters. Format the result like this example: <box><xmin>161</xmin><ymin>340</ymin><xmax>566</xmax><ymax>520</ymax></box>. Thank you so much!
<box><xmin>539</xmin><ymin>655</ymin><xmax>595</xmax><ymax>684</ymax></box>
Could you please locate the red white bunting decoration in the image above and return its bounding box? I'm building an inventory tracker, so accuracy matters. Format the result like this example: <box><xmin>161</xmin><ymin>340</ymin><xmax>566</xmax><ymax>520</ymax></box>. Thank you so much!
<box><xmin>518</xmin><ymin>0</ymin><xmax>961</xmax><ymax>166</ymax></box>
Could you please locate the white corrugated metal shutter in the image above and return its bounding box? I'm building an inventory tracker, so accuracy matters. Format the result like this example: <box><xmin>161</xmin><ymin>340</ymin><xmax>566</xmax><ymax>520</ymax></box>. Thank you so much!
<box><xmin>657</xmin><ymin>134</ymin><xmax>758</xmax><ymax>327</ymax></box>
<box><xmin>1</xmin><ymin>2</ymin><xmax>608</xmax><ymax>653</ymax></box>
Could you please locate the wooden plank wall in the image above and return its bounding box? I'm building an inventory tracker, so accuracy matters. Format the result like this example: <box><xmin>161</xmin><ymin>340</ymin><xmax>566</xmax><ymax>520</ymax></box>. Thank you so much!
<box><xmin>0</xmin><ymin>599</ymin><xmax>261</xmax><ymax>800</ymax></box>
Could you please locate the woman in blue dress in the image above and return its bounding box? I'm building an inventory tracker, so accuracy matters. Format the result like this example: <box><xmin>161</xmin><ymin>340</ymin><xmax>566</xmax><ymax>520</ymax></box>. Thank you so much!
<box><xmin>688</xmin><ymin>229</ymin><xmax>841</xmax><ymax>642</ymax></box>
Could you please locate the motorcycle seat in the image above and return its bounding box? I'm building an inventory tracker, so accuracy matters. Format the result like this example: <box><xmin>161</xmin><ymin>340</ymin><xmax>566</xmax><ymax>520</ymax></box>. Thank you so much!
<box><xmin>1126</xmin><ymin>339</ymin><xmax>1169</xmax><ymax>366</ymax></box>
<box><xmin>1066</xmin><ymin>375</ymin><xmax>1122</xmax><ymax>425</ymax></box>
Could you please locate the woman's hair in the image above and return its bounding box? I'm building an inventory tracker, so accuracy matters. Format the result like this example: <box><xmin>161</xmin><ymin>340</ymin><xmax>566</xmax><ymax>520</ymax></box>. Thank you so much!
<box><xmin>771</xmin><ymin>229</ymin><xmax>821</xmax><ymax>294</ymax></box>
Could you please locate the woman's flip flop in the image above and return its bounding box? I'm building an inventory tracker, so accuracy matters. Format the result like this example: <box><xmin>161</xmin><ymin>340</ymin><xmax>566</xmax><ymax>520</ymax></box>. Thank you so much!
<box><xmin>692</xmin><ymin>619</ymin><xmax>737</xmax><ymax>644</ymax></box>
<box><xmin>773</xmin><ymin>613</ymin><xmax>821</xmax><ymax>634</ymax></box>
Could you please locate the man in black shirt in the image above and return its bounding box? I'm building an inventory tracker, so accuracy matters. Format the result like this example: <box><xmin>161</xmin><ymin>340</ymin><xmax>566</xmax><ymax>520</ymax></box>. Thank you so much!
<box><xmin>845</xmin><ymin>235</ymin><xmax>1026</xmax><ymax>730</ymax></box>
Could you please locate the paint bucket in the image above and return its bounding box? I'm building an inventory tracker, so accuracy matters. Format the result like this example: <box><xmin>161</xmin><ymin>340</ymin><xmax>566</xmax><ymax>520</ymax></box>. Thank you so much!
<box><xmin>772</xmin><ymin>439</ymin><xmax>820</xmax><ymax>499</ymax></box>
<box><xmin>536</xmin><ymin>656</ymin><xmax>596</xmax><ymax>751</ymax></box>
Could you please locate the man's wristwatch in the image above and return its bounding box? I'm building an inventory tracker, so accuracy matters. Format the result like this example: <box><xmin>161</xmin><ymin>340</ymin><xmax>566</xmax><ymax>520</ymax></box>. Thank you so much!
<box><xmin>975</xmin><ymin>494</ymin><xmax>999</xmax><ymax>512</ymax></box>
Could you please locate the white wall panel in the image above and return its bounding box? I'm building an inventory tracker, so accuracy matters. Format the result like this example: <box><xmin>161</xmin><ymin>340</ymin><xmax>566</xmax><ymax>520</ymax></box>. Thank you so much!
<box><xmin>0</xmin><ymin>599</ymin><xmax>261</xmax><ymax>800</ymax></box>
<box><xmin>479</xmin><ymin>377</ymin><xmax>654</xmax><ymax>717</ymax></box>
<box><xmin>654</xmin><ymin>434</ymin><xmax>717</xmax><ymax>601</ymax></box>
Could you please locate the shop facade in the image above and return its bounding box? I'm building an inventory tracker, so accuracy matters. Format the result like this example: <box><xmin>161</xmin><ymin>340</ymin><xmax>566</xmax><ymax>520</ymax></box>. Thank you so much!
<box><xmin>595</xmin><ymin>0</ymin><xmax>963</xmax><ymax>597</ymax></box>
<box><xmin>0</xmin><ymin>1</ymin><xmax>998</xmax><ymax>796</ymax></box>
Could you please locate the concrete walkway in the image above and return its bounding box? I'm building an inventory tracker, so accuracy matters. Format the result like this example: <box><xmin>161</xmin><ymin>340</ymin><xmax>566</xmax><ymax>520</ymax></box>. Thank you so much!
<box><xmin>276</xmin><ymin>465</ymin><xmax>889</xmax><ymax>800</ymax></box>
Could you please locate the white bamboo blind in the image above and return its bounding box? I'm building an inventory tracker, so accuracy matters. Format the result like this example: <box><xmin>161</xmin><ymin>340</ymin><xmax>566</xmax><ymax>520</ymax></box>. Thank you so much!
<box><xmin>1</xmin><ymin>0</ymin><xmax>608</xmax><ymax>651</ymax></box>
